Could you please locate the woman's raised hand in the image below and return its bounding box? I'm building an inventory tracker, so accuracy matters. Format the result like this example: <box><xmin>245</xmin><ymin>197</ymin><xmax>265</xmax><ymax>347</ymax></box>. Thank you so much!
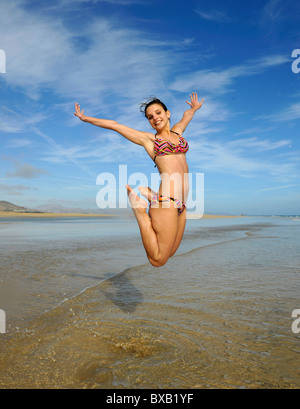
<box><xmin>74</xmin><ymin>103</ymin><xmax>86</xmax><ymax>121</ymax></box>
<box><xmin>186</xmin><ymin>92</ymin><xmax>204</xmax><ymax>111</ymax></box>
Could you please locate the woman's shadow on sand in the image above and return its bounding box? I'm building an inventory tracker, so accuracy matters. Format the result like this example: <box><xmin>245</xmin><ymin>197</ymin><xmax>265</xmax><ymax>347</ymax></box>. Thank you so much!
<box><xmin>100</xmin><ymin>269</ymin><xmax>144</xmax><ymax>313</ymax></box>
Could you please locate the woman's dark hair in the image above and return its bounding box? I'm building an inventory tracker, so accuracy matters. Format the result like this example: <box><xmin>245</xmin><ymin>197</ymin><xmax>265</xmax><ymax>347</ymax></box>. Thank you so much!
<box><xmin>139</xmin><ymin>97</ymin><xmax>168</xmax><ymax>118</ymax></box>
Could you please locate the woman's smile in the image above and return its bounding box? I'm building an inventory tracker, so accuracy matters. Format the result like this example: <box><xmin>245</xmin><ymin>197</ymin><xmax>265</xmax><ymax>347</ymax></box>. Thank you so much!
<box><xmin>146</xmin><ymin>103</ymin><xmax>170</xmax><ymax>130</ymax></box>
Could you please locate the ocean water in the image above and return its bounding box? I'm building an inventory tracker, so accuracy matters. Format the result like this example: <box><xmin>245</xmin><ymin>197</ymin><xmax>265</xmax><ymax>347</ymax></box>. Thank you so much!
<box><xmin>0</xmin><ymin>215</ymin><xmax>299</xmax><ymax>388</ymax></box>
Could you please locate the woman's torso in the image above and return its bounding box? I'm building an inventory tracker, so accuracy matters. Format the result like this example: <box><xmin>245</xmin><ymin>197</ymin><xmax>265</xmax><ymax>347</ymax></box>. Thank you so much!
<box><xmin>144</xmin><ymin>131</ymin><xmax>189</xmax><ymax>203</ymax></box>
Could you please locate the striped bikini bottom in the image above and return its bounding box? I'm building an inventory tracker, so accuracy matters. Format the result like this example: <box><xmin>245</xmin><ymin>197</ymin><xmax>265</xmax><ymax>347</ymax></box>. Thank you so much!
<box><xmin>149</xmin><ymin>194</ymin><xmax>186</xmax><ymax>215</ymax></box>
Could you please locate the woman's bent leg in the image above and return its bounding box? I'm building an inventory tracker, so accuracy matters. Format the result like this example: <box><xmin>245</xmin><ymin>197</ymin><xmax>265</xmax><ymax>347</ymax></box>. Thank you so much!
<box><xmin>126</xmin><ymin>185</ymin><xmax>178</xmax><ymax>267</ymax></box>
<box><xmin>138</xmin><ymin>186</ymin><xmax>187</xmax><ymax>258</ymax></box>
<box><xmin>169</xmin><ymin>207</ymin><xmax>187</xmax><ymax>257</ymax></box>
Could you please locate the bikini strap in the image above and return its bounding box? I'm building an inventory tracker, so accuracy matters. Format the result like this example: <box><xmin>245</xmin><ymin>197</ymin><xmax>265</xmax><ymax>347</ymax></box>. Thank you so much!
<box><xmin>154</xmin><ymin>133</ymin><xmax>157</xmax><ymax>167</ymax></box>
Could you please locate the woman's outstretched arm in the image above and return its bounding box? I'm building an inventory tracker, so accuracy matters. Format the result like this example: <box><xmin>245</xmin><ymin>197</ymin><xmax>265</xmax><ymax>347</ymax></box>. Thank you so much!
<box><xmin>172</xmin><ymin>92</ymin><xmax>204</xmax><ymax>135</ymax></box>
<box><xmin>74</xmin><ymin>103</ymin><xmax>153</xmax><ymax>147</ymax></box>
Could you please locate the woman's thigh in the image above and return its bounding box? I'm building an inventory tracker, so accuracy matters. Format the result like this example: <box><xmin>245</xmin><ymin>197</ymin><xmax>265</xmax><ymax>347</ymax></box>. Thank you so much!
<box><xmin>149</xmin><ymin>205</ymin><xmax>179</xmax><ymax>261</ymax></box>
<box><xmin>170</xmin><ymin>208</ymin><xmax>186</xmax><ymax>256</ymax></box>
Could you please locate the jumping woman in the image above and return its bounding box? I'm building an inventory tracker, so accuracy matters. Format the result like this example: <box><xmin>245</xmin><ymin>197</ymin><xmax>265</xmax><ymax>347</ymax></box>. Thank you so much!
<box><xmin>74</xmin><ymin>93</ymin><xmax>204</xmax><ymax>267</ymax></box>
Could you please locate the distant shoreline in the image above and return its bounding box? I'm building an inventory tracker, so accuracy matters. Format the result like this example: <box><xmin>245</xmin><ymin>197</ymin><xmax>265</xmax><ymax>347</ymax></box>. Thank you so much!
<box><xmin>0</xmin><ymin>211</ymin><xmax>114</xmax><ymax>218</ymax></box>
<box><xmin>0</xmin><ymin>211</ymin><xmax>243</xmax><ymax>219</ymax></box>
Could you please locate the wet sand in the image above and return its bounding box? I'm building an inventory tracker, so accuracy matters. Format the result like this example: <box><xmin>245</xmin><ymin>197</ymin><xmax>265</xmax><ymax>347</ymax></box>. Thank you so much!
<box><xmin>0</xmin><ymin>216</ymin><xmax>299</xmax><ymax>388</ymax></box>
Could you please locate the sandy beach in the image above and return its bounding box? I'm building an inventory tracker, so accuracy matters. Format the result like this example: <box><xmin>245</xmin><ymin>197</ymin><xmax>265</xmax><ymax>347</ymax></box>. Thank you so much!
<box><xmin>0</xmin><ymin>211</ymin><xmax>114</xmax><ymax>218</ymax></box>
<box><xmin>0</xmin><ymin>211</ymin><xmax>241</xmax><ymax>219</ymax></box>
<box><xmin>0</xmin><ymin>215</ymin><xmax>299</xmax><ymax>388</ymax></box>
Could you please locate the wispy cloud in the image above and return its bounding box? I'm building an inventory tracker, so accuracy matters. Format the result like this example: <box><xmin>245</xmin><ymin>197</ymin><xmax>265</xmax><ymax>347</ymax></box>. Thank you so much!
<box><xmin>234</xmin><ymin>126</ymin><xmax>275</xmax><ymax>137</ymax></box>
<box><xmin>4</xmin><ymin>160</ymin><xmax>49</xmax><ymax>179</ymax></box>
<box><xmin>0</xmin><ymin>183</ymin><xmax>32</xmax><ymax>196</ymax></box>
<box><xmin>256</xmin><ymin>0</ymin><xmax>288</xmax><ymax>37</ymax></box>
<box><xmin>32</xmin><ymin>127</ymin><xmax>96</xmax><ymax>177</ymax></box>
<box><xmin>6</xmin><ymin>138</ymin><xmax>33</xmax><ymax>148</ymax></box>
<box><xmin>55</xmin><ymin>0</ymin><xmax>145</xmax><ymax>5</ymax></box>
<box><xmin>253</xmin><ymin>183</ymin><xmax>300</xmax><ymax>194</ymax></box>
<box><xmin>0</xmin><ymin>106</ymin><xmax>47</xmax><ymax>133</ymax></box>
<box><xmin>0</xmin><ymin>2</ymin><xmax>178</xmax><ymax>107</ymax></box>
<box><xmin>170</xmin><ymin>55</ymin><xmax>289</xmax><ymax>95</ymax></box>
<box><xmin>0</xmin><ymin>2</ymin><xmax>74</xmax><ymax>99</ymax></box>
<box><xmin>188</xmin><ymin>134</ymin><xmax>297</xmax><ymax>181</ymax></box>
<box><xmin>195</xmin><ymin>9</ymin><xmax>232</xmax><ymax>23</ymax></box>
<box><xmin>257</xmin><ymin>102</ymin><xmax>300</xmax><ymax>122</ymax></box>
<box><xmin>41</xmin><ymin>129</ymin><xmax>142</xmax><ymax>166</ymax></box>
<box><xmin>261</xmin><ymin>0</ymin><xmax>283</xmax><ymax>22</ymax></box>
<box><xmin>227</xmin><ymin>137</ymin><xmax>291</xmax><ymax>152</ymax></box>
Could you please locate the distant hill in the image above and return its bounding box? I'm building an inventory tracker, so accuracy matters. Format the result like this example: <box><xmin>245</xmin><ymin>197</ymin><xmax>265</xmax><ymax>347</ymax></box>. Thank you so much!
<box><xmin>34</xmin><ymin>203</ymin><xmax>93</xmax><ymax>214</ymax></box>
<box><xmin>0</xmin><ymin>200</ymin><xmax>129</xmax><ymax>215</ymax></box>
<box><xmin>34</xmin><ymin>203</ymin><xmax>125</xmax><ymax>215</ymax></box>
<box><xmin>0</xmin><ymin>201</ymin><xmax>27</xmax><ymax>212</ymax></box>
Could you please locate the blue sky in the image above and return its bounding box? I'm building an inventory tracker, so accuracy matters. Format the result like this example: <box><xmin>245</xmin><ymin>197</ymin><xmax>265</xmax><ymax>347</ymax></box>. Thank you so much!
<box><xmin>0</xmin><ymin>0</ymin><xmax>299</xmax><ymax>215</ymax></box>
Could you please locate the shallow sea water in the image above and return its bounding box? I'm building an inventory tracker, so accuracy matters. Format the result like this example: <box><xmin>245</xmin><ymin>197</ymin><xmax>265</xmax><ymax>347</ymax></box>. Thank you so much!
<box><xmin>0</xmin><ymin>216</ymin><xmax>299</xmax><ymax>388</ymax></box>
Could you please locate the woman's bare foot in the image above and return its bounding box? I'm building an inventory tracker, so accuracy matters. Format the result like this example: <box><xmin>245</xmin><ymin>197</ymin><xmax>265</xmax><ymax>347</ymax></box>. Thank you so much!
<box><xmin>126</xmin><ymin>185</ymin><xmax>148</xmax><ymax>211</ymax></box>
<box><xmin>138</xmin><ymin>186</ymin><xmax>156</xmax><ymax>202</ymax></box>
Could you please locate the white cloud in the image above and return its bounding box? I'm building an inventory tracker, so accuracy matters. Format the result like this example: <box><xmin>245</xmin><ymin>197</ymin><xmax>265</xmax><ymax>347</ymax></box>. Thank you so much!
<box><xmin>188</xmin><ymin>135</ymin><xmax>298</xmax><ymax>181</ymax></box>
<box><xmin>234</xmin><ymin>126</ymin><xmax>275</xmax><ymax>137</ymax></box>
<box><xmin>0</xmin><ymin>1</ymin><xmax>74</xmax><ymax>98</ymax></box>
<box><xmin>0</xmin><ymin>1</ymin><xmax>290</xmax><ymax>124</ymax></box>
<box><xmin>261</xmin><ymin>0</ymin><xmax>283</xmax><ymax>22</ymax></box>
<box><xmin>0</xmin><ymin>1</ymin><xmax>176</xmax><ymax>107</ymax></box>
<box><xmin>6</xmin><ymin>138</ymin><xmax>33</xmax><ymax>148</ymax></box>
<box><xmin>0</xmin><ymin>106</ymin><xmax>47</xmax><ymax>133</ymax></box>
<box><xmin>56</xmin><ymin>0</ymin><xmax>145</xmax><ymax>5</ymax></box>
<box><xmin>226</xmin><ymin>137</ymin><xmax>291</xmax><ymax>152</ymax></box>
<box><xmin>195</xmin><ymin>9</ymin><xmax>232</xmax><ymax>23</ymax></box>
<box><xmin>253</xmin><ymin>183</ymin><xmax>300</xmax><ymax>194</ymax></box>
<box><xmin>42</xmin><ymin>128</ymin><xmax>142</xmax><ymax>166</ymax></box>
<box><xmin>257</xmin><ymin>102</ymin><xmax>300</xmax><ymax>122</ymax></box>
<box><xmin>255</xmin><ymin>0</ymin><xmax>288</xmax><ymax>37</ymax></box>
<box><xmin>32</xmin><ymin>126</ymin><xmax>96</xmax><ymax>176</ymax></box>
<box><xmin>170</xmin><ymin>55</ymin><xmax>289</xmax><ymax>94</ymax></box>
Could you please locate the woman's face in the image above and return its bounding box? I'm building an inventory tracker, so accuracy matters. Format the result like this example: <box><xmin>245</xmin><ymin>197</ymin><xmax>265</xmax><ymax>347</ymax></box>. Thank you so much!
<box><xmin>146</xmin><ymin>103</ymin><xmax>170</xmax><ymax>131</ymax></box>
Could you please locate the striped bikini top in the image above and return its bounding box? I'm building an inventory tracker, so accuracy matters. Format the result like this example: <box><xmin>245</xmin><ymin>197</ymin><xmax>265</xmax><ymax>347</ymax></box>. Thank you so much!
<box><xmin>154</xmin><ymin>130</ymin><xmax>189</xmax><ymax>164</ymax></box>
